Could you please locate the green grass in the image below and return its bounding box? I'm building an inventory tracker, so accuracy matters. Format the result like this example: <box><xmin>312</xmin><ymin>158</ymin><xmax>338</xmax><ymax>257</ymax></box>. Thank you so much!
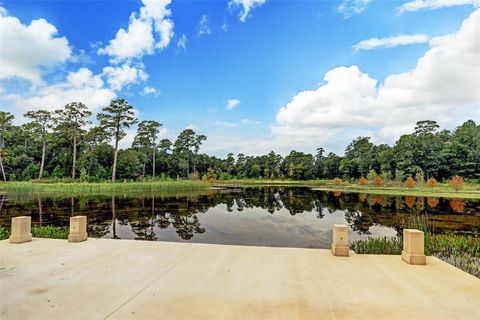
<box><xmin>0</xmin><ymin>225</ymin><xmax>69</xmax><ymax>240</ymax></box>
<box><xmin>0</xmin><ymin>180</ymin><xmax>211</xmax><ymax>196</ymax></box>
<box><xmin>351</xmin><ymin>234</ymin><xmax>480</xmax><ymax>278</ymax></box>
<box><xmin>218</xmin><ymin>179</ymin><xmax>480</xmax><ymax>199</ymax></box>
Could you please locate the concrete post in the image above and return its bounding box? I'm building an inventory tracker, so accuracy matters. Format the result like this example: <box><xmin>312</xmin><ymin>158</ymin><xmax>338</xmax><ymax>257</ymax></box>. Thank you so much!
<box><xmin>68</xmin><ymin>216</ymin><xmax>87</xmax><ymax>242</ymax></box>
<box><xmin>402</xmin><ymin>229</ymin><xmax>426</xmax><ymax>265</ymax></box>
<box><xmin>332</xmin><ymin>224</ymin><xmax>349</xmax><ymax>256</ymax></box>
<box><xmin>9</xmin><ymin>216</ymin><xmax>32</xmax><ymax>244</ymax></box>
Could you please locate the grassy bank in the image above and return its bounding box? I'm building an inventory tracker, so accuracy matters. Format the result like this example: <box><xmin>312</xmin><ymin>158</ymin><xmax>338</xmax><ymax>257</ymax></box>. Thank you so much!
<box><xmin>218</xmin><ymin>179</ymin><xmax>480</xmax><ymax>199</ymax></box>
<box><xmin>0</xmin><ymin>180</ymin><xmax>211</xmax><ymax>196</ymax></box>
<box><xmin>351</xmin><ymin>234</ymin><xmax>480</xmax><ymax>278</ymax></box>
<box><xmin>0</xmin><ymin>225</ymin><xmax>68</xmax><ymax>240</ymax></box>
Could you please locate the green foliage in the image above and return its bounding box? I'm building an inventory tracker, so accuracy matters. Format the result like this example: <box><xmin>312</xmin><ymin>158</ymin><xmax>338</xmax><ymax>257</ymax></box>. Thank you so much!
<box><xmin>0</xmin><ymin>225</ymin><xmax>69</xmax><ymax>240</ymax></box>
<box><xmin>3</xmin><ymin>105</ymin><xmax>480</xmax><ymax>184</ymax></box>
<box><xmin>32</xmin><ymin>226</ymin><xmax>69</xmax><ymax>239</ymax></box>
<box><xmin>0</xmin><ymin>226</ymin><xmax>9</xmax><ymax>240</ymax></box>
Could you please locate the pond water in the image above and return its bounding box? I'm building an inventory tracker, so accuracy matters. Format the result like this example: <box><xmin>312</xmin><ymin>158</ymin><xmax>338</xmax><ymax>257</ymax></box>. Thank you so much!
<box><xmin>1</xmin><ymin>187</ymin><xmax>479</xmax><ymax>248</ymax></box>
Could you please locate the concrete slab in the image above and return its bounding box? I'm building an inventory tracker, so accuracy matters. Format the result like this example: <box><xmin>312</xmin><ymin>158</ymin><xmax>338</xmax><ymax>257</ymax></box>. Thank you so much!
<box><xmin>1</xmin><ymin>238</ymin><xmax>479</xmax><ymax>320</ymax></box>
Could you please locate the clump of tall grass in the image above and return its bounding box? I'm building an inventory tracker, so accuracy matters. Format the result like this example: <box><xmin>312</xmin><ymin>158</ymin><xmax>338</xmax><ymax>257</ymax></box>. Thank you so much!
<box><xmin>0</xmin><ymin>226</ymin><xmax>8</xmax><ymax>240</ymax></box>
<box><xmin>32</xmin><ymin>226</ymin><xmax>69</xmax><ymax>239</ymax></box>
<box><xmin>351</xmin><ymin>233</ymin><xmax>480</xmax><ymax>278</ymax></box>
<box><xmin>0</xmin><ymin>225</ymin><xmax>69</xmax><ymax>240</ymax></box>
<box><xmin>350</xmin><ymin>236</ymin><xmax>402</xmax><ymax>255</ymax></box>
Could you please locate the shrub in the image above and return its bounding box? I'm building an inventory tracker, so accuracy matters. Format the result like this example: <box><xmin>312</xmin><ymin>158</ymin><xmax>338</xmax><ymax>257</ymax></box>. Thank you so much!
<box><xmin>404</xmin><ymin>176</ymin><xmax>416</xmax><ymax>188</ymax></box>
<box><xmin>405</xmin><ymin>196</ymin><xmax>416</xmax><ymax>208</ymax></box>
<box><xmin>79</xmin><ymin>168</ymin><xmax>89</xmax><ymax>182</ymax></box>
<box><xmin>450</xmin><ymin>175</ymin><xmax>464</xmax><ymax>191</ymax></box>
<box><xmin>450</xmin><ymin>199</ymin><xmax>465</xmax><ymax>213</ymax></box>
<box><xmin>373</xmin><ymin>176</ymin><xmax>384</xmax><ymax>186</ymax></box>
<box><xmin>366</xmin><ymin>169</ymin><xmax>377</xmax><ymax>181</ymax></box>
<box><xmin>426</xmin><ymin>177</ymin><xmax>438</xmax><ymax>188</ymax></box>
<box><xmin>427</xmin><ymin>197</ymin><xmax>439</xmax><ymax>208</ymax></box>
<box><xmin>358</xmin><ymin>176</ymin><xmax>368</xmax><ymax>185</ymax></box>
<box><xmin>333</xmin><ymin>177</ymin><xmax>342</xmax><ymax>186</ymax></box>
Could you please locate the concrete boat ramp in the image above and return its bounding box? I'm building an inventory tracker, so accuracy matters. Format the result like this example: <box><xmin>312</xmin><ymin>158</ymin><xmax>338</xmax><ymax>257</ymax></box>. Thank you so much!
<box><xmin>1</xmin><ymin>238</ymin><xmax>479</xmax><ymax>319</ymax></box>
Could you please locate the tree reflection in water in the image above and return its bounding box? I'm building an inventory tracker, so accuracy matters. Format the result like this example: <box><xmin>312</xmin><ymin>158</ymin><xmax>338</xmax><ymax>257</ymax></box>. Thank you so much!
<box><xmin>1</xmin><ymin>187</ymin><xmax>479</xmax><ymax>243</ymax></box>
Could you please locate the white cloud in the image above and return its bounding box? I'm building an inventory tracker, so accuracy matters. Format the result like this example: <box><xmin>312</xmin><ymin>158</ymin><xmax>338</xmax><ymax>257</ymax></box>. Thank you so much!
<box><xmin>337</xmin><ymin>0</ymin><xmax>371</xmax><ymax>18</ymax></box>
<box><xmin>142</xmin><ymin>86</ymin><xmax>160</xmax><ymax>97</ymax></box>
<box><xmin>98</xmin><ymin>0</ymin><xmax>173</xmax><ymax>63</ymax></box>
<box><xmin>102</xmin><ymin>64</ymin><xmax>148</xmax><ymax>91</ymax></box>
<box><xmin>226</xmin><ymin>98</ymin><xmax>241</xmax><ymax>110</ymax></box>
<box><xmin>1</xmin><ymin>67</ymin><xmax>116</xmax><ymax>115</ymax></box>
<box><xmin>0</xmin><ymin>7</ymin><xmax>71</xmax><ymax>83</ymax></box>
<box><xmin>398</xmin><ymin>0</ymin><xmax>480</xmax><ymax>14</ymax></box>
<box><xmin>215</xmin><ymin>121</ymin><xmax>238</xmax><ymax>127</ymax></box>
<box><xmin>353</xmin><ymin>34</ymin><xmax>429</xmax><ymax>52</ymax></box>
<box><xmin>214</xmin><ymin>119</ymin><xmax>260</xmax><ymax>128</ymax></box>
<box><xmin>228</xmin><ymin>0</ymin><xmax>267</xmax><ymax>22</ymax></box>
<box><xmin>197</xmin><ymin>15</ymin><xmax>211</xmax><ymax>36</ymax></box>
<box><xmin>272</xmin><ymin>9</ymin><xmax>480</xmax><ymax>151</ymax></box>
<box><xmin>240</xmin><ymin>118</ymin><xmax>260</xmax><ymax>125</ymax></box>
<box><xmin>177</xmin><ymin>34</ymin><xmax>187</xmax><ymax>49</ymax></box>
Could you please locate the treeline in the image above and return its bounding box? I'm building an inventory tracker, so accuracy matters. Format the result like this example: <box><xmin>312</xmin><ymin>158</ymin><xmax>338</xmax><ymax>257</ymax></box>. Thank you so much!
<box><xmin>0</xmin><ymin>99</ymin><xmax>479</xmax><ymax>182</ymax></box>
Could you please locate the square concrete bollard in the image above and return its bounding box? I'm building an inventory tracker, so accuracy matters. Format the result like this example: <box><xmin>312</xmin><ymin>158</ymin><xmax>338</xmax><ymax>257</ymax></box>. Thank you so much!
<box><xmin>402</xmin><ymin>229</ymin><xmax>426</xmax><ymax>265</ymax></box>
<box><xmin>9</xmin><ymin>216</ymin><xmax>32</xmax><ymax>244</ymax></box>
<box><xmin>332</xmin><ymin>224</ymin><xmax>349</xmax><ymax>257</ymax></box>
<box><xmin>68</xmin><ymin>216</ymin><xmax>87</xmax><ymax>242</ymax></box>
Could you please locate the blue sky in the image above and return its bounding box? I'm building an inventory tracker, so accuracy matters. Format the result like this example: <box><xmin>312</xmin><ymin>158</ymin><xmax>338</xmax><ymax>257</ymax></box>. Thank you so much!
<box><xmin>1</xmin><ymin>0</ymin><xmax>479</xmax><ymax>156</ymax></box>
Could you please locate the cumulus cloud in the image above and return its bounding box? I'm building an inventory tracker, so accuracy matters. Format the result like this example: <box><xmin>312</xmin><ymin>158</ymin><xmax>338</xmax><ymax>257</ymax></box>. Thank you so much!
<box><xmin>142</xmin><ymin>86</ymin><xmax>160</xmax><ymax>97</ymax></box>
<box><xmin>273</xmin><ymin>9</ymin><xmax>480</xmax><ymax>149</ymax></box>
<box><xmin>102</xmin><ymin>64</ymin><xmax>148</xmax><ymax>91</ymax></box>
<box><xmin>197</xmin><ymin>15</ymin><xmax>211</xmax><ymax>36</ymax></box>
<box><xmin>398</xmin><ymin>0</ymin><xmax>480</xmax><ymax>14</ymax></box>
<box><xmin>353</xmin><ymin>34</ymin><xmax>429</xmax><ymax>52</ymax></box>
<box><xmin>177</xmin><ymin>34</ymin><xmax>187</xmax><ymax>49</ymax></box>
<box><xmin>226</xmin><ymin>99</ymin><xmax>241</xmax><ymax>110</ymax></box>
<box><xmin>0</xmin><ymin>7</ymin><xmax>71</xmax><ymax>83</ymax></box>
<box><xmin>1</xmin><ymin>67</ymin><xmax>116</xmax><ymax>115</ymax></box>
<box><xmin>228</xmin><ymin>0</ymin><xmax>267</xmax><ymax>22</ymax></box>
<box><xmin>98</xmin><ymin>0</ymin><xmax>174</xmax><ymax>63</ymax></box>
<box><xmin>337</xmin><ymin>0</ymin><xmax>371</xmax><ymax>18</ymax></box>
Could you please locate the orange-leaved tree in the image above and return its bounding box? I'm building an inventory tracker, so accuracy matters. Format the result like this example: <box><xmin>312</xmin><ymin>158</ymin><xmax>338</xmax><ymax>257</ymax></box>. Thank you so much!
<box><xmin>373</xmin><ymin>176</ymin><xmax>384</xmax><ymax>186</ymax></box>
<box><xmin>358</xmin><ymin>176</ymin><xmax>368</xmax><ymax>185</ymax></box>
<box><xmin>450</xmin><ymin>175</ymin><xmax>464</xmax><ymax>191</ymax></box>
<box><xmin>426</xmin><ymin>177</ymin><xmax>437</xmax><ymax>188</ymax></box>
<box><xmin>333</xmin><ymin>177</ymin><xmax>342</xmax><ymax>186</ymax></box>
<box><xmin>404</xmin><ymin>176</ymin><xmax>416</xmax><ymax>188</ymax></box>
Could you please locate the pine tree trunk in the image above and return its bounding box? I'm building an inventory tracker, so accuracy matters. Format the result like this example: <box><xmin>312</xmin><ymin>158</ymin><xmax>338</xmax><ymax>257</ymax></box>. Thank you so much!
<box><xmin>72</xmin><ymin>130</ymin><xmax>77</xmax><ymax>179</ymax></box>
<box><xmin>112</xmin><ymin>137</ymin><xmax>119</xmax><ymax>182</ymax></box>
<box><xmin>39</xmin><ymin>137</ymin><xmax>46</xmax><ymax>179</ymax></box>
<box><xmin>0</xmin><ymin>151</ymin><xmax>6</xmax><ymax>181</ymax></box>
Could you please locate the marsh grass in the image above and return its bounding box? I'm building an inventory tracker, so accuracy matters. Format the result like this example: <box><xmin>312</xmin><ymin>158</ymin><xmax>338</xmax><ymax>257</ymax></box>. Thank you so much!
<box><xmin>351</xmin><ymin>233</ymin><xmax>480</xmax><ymax>278</ymax></box>
<box><xmin>0</xmin><ymin>180</ymin><xmax>210</xmax><ymax>197</ymax></box>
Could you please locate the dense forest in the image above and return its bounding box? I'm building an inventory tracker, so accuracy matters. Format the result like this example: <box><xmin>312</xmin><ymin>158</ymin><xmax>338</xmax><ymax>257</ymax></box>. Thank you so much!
<box><xmin>1</xmin><ymin>99</ymin><xmax>479</xmax><ymax>182</ymax></box>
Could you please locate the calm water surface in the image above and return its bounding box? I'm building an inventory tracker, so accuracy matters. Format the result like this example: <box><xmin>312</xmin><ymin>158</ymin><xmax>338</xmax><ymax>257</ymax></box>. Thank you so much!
<box><xmin>1</xmin><ymin>187</ymin><xmax>479</xmax><ymax>248</ymax></box>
